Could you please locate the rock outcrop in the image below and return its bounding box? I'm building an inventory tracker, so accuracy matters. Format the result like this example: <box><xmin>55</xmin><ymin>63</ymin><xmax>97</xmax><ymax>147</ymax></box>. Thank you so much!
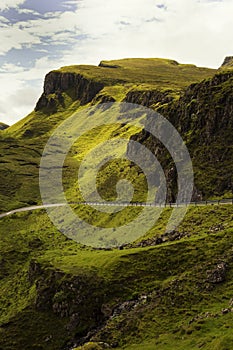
<box><xmin>0</xmin><ymin>122</ymin><xmax>9</xmax><ymax>130</ymax></box>
<box><xmin>35</xmin><ymin>71</ymin><xmax>104</xmax><ymax>113</ymax></box>
<box><xmin>221</xmin><ymin>56</ymin><xmax>233</xmax><ymax>68</ymax></box>
<box><xmin>124</xmin><ymin>88</ymin><xmax>175</xmax><ymax>108</ymax></box>
<box><xmin>28</xmin><ymin>260</ymin><xmax>107</xmax><ymax>347</ymax></box>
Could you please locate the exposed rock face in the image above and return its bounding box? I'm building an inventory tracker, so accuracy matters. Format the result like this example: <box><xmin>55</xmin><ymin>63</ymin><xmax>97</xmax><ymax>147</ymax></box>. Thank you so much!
<box><xmin>28</xmin><ymin>260</ymin><xmax>106</xmax><ymax>346</ymax></box>
<box><xmin>92</xmin><ymin>93</ymin><xmax>116</xmax><ymax>105</ymax></box>
<box><xmin>221</xmin><ymin>56</ymin><xmax>233</xmax><ymax>68</ymax></box>
<box><xmin>35</xmin><ymin>71</ymin><xmax>104</xmax><ymax>112</ymax></box>
<box><xmin>124</xmin><ymin>88</ymin><xmax>175</xmax><ymax>108</ymax></box>
<box><xmin>127</xmin><ymin>71</ymin><xmax>233</xmax><ymax>199</ymax></box>
<box><xmin>0</xmin><ymin>122</ymin><xmax>9</xmax><ymax>130</ymax></box>
<box><xmin>169</xmin><ymin>72</ymin><xmax>233</xmax><ymax>144</ymax></box>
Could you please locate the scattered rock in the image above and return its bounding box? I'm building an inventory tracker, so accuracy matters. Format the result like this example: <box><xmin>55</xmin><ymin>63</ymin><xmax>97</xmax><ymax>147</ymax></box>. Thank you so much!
<box><xmin>209</xmin><ymin>223</ymin><xmax>225</xmax><ymax>233</ymax></box>
<box><xmin>206</xmin><ymin>262</ymin><xmax>227</xmax><ymax>284</ymax></box>
<box><xmin>221</xmin><ymin>308</ymin><xmax>231</xmax><ymax>314</ymax></box>
<box><xmin>126</xmin><ymin>229</ymin><xmax>189</xmax><ymax>249</ymax></box>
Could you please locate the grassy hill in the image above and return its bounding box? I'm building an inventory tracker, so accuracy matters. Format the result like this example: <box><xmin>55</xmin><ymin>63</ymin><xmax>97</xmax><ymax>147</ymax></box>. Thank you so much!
<box><xmin>57</xmin><ymin>58</ymin><xmax>215</xmax><ymax>87</ymax></box>
<box><xmin>0</xmin><ymin>58</ymin><xmax>218</xmax><ymax>212</ymax></box>
<box><xmin>0</xmin><ymin>57</ymin><xmax>232</xmax><ymax>350</ymax></box>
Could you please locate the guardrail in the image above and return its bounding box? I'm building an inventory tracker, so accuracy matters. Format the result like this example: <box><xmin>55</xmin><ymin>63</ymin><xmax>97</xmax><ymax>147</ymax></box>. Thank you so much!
<box><xmin>0</xmin><ymin>198</ymin><xmax>232</xmax><ymax>219</ymax></box>
<box><xmin>70</xmin><ymin>198</ymin><xmax>233</xmax><ymax>207</ymax></box>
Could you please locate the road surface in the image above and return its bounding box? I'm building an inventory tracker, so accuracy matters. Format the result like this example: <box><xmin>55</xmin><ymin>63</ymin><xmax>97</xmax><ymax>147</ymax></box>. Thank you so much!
<box><xmin>0</xmin><ymin>199</ymin><xmax>232</xmax><ymax>219</ymax></box>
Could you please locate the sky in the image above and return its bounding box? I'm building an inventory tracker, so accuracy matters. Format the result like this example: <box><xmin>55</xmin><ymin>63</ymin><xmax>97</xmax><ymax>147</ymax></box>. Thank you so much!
<box><xmin>0</xmin><ymin>0</ymin><xmax>232</xmax><ymax>125</ymax></box>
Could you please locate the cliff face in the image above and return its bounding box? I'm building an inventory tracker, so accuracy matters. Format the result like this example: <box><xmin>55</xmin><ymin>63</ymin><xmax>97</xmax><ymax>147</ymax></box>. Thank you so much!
<box><xmin>124</xmin><ymin>88</ymin><xmax>176</xmax><ymax>108</ymax></box>
<box><xmin>35</xmin><ymin>71</ymin><xmax>104</xmax><ymax>112</ymax></box>
<box><xmin>173</xmin><ymin>72</ymin><xmax>233</xmax><ymax>140</ymax></box>
<box><xmin>221</xmin><ymin>56</ymin><xmax>233</xmax><ymax>68</ymax></box>
<box><xmin>128</xmin><ymin>71</ymin><xmax>233</xmax><ymax>199</ymax></box>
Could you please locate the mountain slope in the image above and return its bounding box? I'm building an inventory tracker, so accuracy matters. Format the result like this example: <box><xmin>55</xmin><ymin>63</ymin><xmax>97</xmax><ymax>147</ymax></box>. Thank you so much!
<box><xmin>0</xmin><ymin>57</ymin><xmax>232</xmax><ymax>350</ymax></box>
<box><xmin>0</xmin><ymin>58</ymin><xmax>217</xmax><ymax>212</ymax></box>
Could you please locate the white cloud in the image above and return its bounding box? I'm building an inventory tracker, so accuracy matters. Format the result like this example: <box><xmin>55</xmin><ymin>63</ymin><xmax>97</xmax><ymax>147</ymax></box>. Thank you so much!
<box><xmin>0</xmin><ymin>73</ymin><xmax>40</xmax><ymax>125</ymax></box>
<box><xmin>0</xmin><ymin>62</ymin><xmax>25</xmax><ymax>73</ymax></box>
<box><xmin>0</xmin><ymin>0</ymin><xmax>26</xmax><ymax>11</ymax></box>
<box><xmin>0</xmin><ymin>26</ymin><xmax>41</xmax><ymax>54</ymax></box>
<box><xmin>0</xmin><ymin>57</ymin><xmax>70</xmax><ymax>125</ymax></box>
<box><xmin>17</xmin><ymin>8</ymin><xmax>40</xmax><ymax>15</ymax></box>
<box><xmin>0</xmin><ymin>15</ymin><xmax>9</xmax><ymax>23</ymax></box>
<box><xmin>23</xmin><ymin>11</ymin><xmax>80</xmax><ymax>36</ymax></box>
<box><xmin>0</xmin><ymin>10</ymin><xmax>80</xmax><ymax>56</ymax></box>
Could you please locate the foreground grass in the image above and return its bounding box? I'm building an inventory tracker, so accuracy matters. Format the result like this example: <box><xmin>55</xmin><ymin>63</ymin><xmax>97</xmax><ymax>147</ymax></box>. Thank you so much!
<box><xmin>0</xmin><ymin>205</ymin><xmax>233</xmax><ymax>349</ymax></box>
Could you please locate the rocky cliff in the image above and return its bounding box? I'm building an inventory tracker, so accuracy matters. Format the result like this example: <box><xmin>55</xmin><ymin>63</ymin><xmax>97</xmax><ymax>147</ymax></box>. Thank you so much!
<box><xmin>35</xmin><ymin>71</ymin><xmax>104</xmax><ymax>113</ymax></box>
<box><xmin>128</xmin><ymin>70</ymin><xmax>233</xmax><ymax>199</ymax></box>
<box><xmin>221</xmin><ymin>56</ymin><xmax>233</xmax><ymax>68</ymax></box>
<box><xmin>124</xmin><ymin>88</ymin><xmax>176</xmax><ymax>109</ymax></box>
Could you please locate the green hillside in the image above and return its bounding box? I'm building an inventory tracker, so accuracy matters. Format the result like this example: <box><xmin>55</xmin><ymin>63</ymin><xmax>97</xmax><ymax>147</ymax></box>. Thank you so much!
<box><xmin>0</xmin><ymin>58</ymin><xmax>217</xmax><ymax>212</ymax></box>
<box><xmin>0</xmin><ymin>205</ymin><xmax>233</xmax><ymax>350</ymax></box>
<box><xmin>0</xmin><ymin>57</ymin><xmax>232</xmax><ymax>350</ymax></box>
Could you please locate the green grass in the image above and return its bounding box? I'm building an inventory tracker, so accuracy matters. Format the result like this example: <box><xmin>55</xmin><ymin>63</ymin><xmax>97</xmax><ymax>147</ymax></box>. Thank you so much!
<box><xmin>0</xmin><ymin>205</ymin><xmax>233</xmax><ymax>349</ymax></box>
<box><xmin>57</xmin><ymin>58</ymin><xmax>216</xmax><ymax>89</ymax></box>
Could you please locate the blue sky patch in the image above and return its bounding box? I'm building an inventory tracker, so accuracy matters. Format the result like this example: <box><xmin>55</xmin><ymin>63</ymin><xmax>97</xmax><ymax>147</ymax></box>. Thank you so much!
<box><xmin>1</xmin><ymin>7</ymin><xmax>41</xmax><ymax>24</ymax></box>
<box><xmin>19</xmin><ymin>0</ymin><xmax>77</xmax><ymax>15</ymax></box>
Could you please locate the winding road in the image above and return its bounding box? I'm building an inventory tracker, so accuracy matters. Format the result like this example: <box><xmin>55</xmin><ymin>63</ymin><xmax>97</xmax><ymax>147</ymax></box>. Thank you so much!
<box><xmin>0</xmin><ymin>199</ymin><xmax>232</xmax><ymax>219</ymax></box>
